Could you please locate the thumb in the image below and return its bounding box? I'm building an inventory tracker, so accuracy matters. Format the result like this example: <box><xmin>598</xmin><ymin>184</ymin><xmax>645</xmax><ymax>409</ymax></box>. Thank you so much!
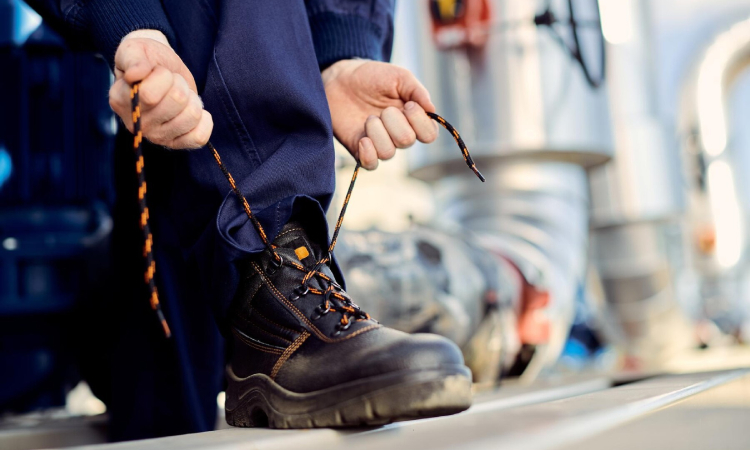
<box><xmin>115</xmin><ymin>40</ymin><xmax>155</xmax><ymax>84</ymax></box>
<box><xmin>396</xmin><ymin>68</ymin><xmax>436</xmax><ymax>113</ymax></box>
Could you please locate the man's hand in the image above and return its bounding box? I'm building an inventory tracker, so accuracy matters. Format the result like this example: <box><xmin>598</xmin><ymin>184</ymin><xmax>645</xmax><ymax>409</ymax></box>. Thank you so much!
<box><xmin>108</xmin><ymin>30</ymin><xmax>213</xmax><ymax>149</ymax></box>
<box><xmin>322</xmin><ymin>60</ymin><xmax>439</xmax><ymax>170</ymax></box>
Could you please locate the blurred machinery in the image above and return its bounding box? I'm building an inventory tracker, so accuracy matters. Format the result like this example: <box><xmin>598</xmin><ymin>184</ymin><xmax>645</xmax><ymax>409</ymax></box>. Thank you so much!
<box><xmin>336</xmin><ymin>226</ymin><xmax>523</xmax><ymax>383</ymax></box>
<box><xmin>0</xmin><ymin>0</ymin><xmax>115</xmax><ymax>413</ymax></box>
<box><xmin>340</xmin><ymin>0</ymin><xmax>740</xmax><ymax>377</ymax></box>
<box><xmin>679</xmin><ymin>14</ymin><xmax>750</xmax><ymax>340</ymax></box>
<box><xmin>337</xmin><ymin>0</ymin><xmax>613</xmax><ymax>381</ymax></box>
<box><xmin>588</xmin><ymin>0</ymin><xmax>694</xmax><ymax>369</ymax></box>
<box><xmin>402</xmin><ymin>0</ymin><xmax>611</xmax><ymax>379</ymax></box>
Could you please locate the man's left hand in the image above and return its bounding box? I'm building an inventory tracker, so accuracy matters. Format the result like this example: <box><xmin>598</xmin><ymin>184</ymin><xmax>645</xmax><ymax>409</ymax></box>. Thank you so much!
<box><xmin>322</xmin><ymin>60</ymin><xmax>439</xmax><ymax>170</ymax></box>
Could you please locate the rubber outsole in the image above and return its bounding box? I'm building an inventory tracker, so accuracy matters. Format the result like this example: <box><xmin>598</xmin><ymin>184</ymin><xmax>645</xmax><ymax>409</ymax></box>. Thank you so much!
<box><xmin>225</xmin><ymin>366</ymin><xmax>472</xmax><ymax>429</ymax></box>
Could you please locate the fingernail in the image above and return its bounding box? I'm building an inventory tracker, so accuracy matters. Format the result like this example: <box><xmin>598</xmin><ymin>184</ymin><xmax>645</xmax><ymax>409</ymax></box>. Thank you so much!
<box><xmin>405</xmin><ymin>101</ymin><xmax>416</xmax><ymax>110</ymax></box>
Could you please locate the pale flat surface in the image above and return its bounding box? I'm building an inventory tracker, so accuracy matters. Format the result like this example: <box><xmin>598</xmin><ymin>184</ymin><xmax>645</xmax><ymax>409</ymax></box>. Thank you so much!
<box><xmin>63</xmin><ymin>376</ymin><xmax>610</xmax><ymax>450</ymax></box>
<box><xmin>568</xmin><ymin>372</ymin><xmax>750</xmax><ymax>450</ymax></box>
<box><xmin>321</xmin><ymin>370</ymin><xmax>748</xmax><ymax>450</ymax></box>
<box><xmin>58</xmin><ymin>370</ymin><xmax>750</xmax><ymax>450</ymax></box>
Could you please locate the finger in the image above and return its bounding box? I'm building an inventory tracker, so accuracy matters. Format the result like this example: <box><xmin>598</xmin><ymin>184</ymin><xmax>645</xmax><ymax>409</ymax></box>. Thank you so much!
<box><xmin>395</xmin><ymin>68</ymin><xmax>436</xmax><ymax>113</ymax></box>
<box><xmin>141</xmin><ymin>73</ymin><xmax>193</xmax><ymax>128</ymax></box>
<box><xmin>357</xmin><ymin>137</ymin><xmax>379</xmax><ymax>170</ymax></box>
<box><xmin>149</xmin><ymin>93</ymin><xmax>203</xmax><ymax>142</ymax></box>
<box><xmin>365</xmin><ymin>115</ymin><xmax>396</xmax><ymax>163</ymax></box>
<box><xmin>381</xmin><ymin>106</ymin><xmax>416</xmax><ymax>149</ymax></box>
<box><xmin>115</xmin><ymin>40</ymin><xmax>155</xmax><ymax>85</ymax></box>
<box><xmin>403</xmin><ymin>101</ymin><xmax>439</xmax><ymax>143</ymax></box>
<box><xmin>167</xmin><ymin>110</ymin><xmax>213</xmax><ymax>149</ymax></box>
<box><xmin>137</xmin><ymin>66</ymin><xmax>174</xmax><ymax>112</ymax></box>
<box><xmin>108</xmin><ymin>78</ymin><xmax>134</xmax><ymax>132</ymax></box>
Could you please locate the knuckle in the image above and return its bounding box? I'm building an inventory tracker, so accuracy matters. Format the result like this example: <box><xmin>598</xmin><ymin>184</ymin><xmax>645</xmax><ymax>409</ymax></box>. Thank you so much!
<box><xmin>118</xmin><ymin>40</ymin><xmax>136</xmax><ymax>55</ymax></box>
<box><xmin>188</xmin><ymin>104</ymin><xmax>203</xmax><ymax>121</ymax></box>
<box><xmin>168</xmin><ymin>84</ymin><xmax>188</xmax><ymax>105</ymax></box>
<box><xmin>139</xmin><ymin>88</ymin><xmax>159</xmax><ymax>107</ymax></box>
<box><xmin>376</xmin><ymin>141</ymin><xmax>396</xmax><ymax>157</ymax></box>
<box><xmin>404</xmin><ymin>104</ymin><xmax>424</xmax><ymax>118</ymax></box>
<box><xmin>363</xmin><ymin>156</ymin><xmax>378</xmax><ymax>170</ymax></box>
<box><xmin>194</xmin><ymin>123</ymin><xmax>212</xmax><ymax>147</ymax></box>
<box><xmin>143</xmin><ymin>123</ymin><xmax>163</xmax><ymax>140</ymax></box>
<box><xmin>148</xmin><ymin>134</ymin><xmax>166</xmax><ymax>146</ymax></box>
<box><xmin>383</xmin><ymin>106</ymin><xmax>400</xmax><ymax>116</ymax></box>
<box><xmin>365</xmin><ymin>115</ymin><xmax>380</xmax><ymax>128</ymax></box>
<box><xmin>379</xmin><ymin>149</ymin><xmax>396</xmax><ymax>160</ymax></box>
<box><xmin>424</xmin><ymin>131</ymin><xmax>438</xmax><ymax>143</ymax></box>
<box><xmin>422</xmin><ymin>126</ymin><xmax>438</xmax><ymax>142</ymax></box>
<box><xmin>194</xmin><ymin>134</ymin><xmax>209</xmax><ymax>147</ymax></box>
<box><xmin>393</xmin><ymin>130</ymin><xmax>416</xmax><ymax>148</ymax></box>
<box><xmin>359</xmin><ymin>147</ymin><xmax>377</xmax><ymax>168</ymax></box>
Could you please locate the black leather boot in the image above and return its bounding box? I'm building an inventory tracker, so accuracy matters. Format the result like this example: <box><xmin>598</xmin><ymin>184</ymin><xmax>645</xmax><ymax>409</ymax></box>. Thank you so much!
<box><xmin>210</xmin><ymin>113</ymin><xmax>483</xmax><ymax>428</ymax></box>
<box><xmin>224</xmin><ymin>221</ymin><xmax>473</xmax><ymax>428</ymax></box>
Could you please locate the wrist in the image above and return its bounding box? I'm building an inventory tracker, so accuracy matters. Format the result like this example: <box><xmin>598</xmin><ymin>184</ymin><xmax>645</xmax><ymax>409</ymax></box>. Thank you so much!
<box><xmin>122</xmin><ymin>29</ymin><xmax>170</xmax><ymax>47</ymax></box>
<box><xmin>321</xmin><ymin>59</ymin><xmax>366</xmax><ymax>86</ymax></box>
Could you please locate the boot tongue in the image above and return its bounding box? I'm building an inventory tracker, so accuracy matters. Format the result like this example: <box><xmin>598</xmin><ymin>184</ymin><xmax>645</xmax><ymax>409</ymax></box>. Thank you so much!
<box><xmin>273</xmin><ymin>222</ymin><xmax>326</xmax><ymax>270</ymax></box>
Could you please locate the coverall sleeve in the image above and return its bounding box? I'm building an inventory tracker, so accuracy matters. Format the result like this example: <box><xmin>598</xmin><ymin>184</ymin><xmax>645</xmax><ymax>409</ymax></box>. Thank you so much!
<box><xmin>24</xmin><ymin>0</ymin><xmax>176</xmax><ymax>69</ymax></box>
<box><xmin>305</xmin><ymin>0</ymin><xmax>396</xmax><ymax>69</ymax></box>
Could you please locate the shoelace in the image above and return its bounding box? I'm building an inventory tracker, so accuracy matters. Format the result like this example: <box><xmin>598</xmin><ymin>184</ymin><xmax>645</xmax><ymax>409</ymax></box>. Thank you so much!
<box><xmin>131</xmin><ymin>82</ymin><xmax>484</xmax><ymax>337</ymax></box>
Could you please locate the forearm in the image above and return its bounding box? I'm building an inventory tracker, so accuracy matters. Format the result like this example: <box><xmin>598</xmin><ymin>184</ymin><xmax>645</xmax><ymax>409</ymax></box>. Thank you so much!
<box><xmin>25</xmin><ymin>0</ymin><xmax>176</xmax><ymax>69</ymax></box>
<box><xmin>305</xmin><ymin>0</ymin><xmax>396</xmax><ymax>69</ymax></box>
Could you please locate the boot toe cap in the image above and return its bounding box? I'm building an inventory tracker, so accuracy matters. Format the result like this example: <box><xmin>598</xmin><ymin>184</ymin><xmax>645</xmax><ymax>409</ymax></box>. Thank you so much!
<box><xmin>277</xmin><ymin>327</ymin><xmax>469</xmax><ymax>393</ymax></box>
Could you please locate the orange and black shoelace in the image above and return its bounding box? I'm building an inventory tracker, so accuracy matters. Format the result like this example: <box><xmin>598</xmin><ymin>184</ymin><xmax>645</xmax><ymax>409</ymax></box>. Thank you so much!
<box><xmin>130</xmin><ymin>83</ymin><xmax>170</xmax><ymax>337</ymax></box>
<box><xmin>130</xmin><ymin>82</ymin><xmax>484</xmax><ymax>337</ymax></box>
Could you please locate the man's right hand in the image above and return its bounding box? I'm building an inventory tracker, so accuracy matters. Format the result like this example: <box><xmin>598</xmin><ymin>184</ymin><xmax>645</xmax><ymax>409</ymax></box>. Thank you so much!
<box><xmin>108</xmin><ymin>30</ymin><xmax>213</xmax><ymax>149</ymax></box>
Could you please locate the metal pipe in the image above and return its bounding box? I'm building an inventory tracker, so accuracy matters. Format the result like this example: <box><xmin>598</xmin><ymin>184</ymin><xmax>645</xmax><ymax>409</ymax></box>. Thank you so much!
<box><xmin>588</xmin><ymin>0</ymin><xmax>692</xmax><ymax>367</ymax></box>
<box><xmin>679</xmin><ymin>15</ymin><xmax>750</xmax><ymax>335</ymax></box>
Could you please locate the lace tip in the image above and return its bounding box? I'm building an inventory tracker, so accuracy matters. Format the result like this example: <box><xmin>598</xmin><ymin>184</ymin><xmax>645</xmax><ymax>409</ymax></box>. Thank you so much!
<box><xmin>161</xmin><ymin>320</ymin><xmax>172</xmax><ymax>339</ymax></box>
<box><xmin>469</xmin><ymin>164</ymin><xmax>486</xmax><ymax>182</ymax></box>
<box><xmin>156</xmin><ymin>309</ymin><xmax>172</xmax><ymax>338</ymax></box>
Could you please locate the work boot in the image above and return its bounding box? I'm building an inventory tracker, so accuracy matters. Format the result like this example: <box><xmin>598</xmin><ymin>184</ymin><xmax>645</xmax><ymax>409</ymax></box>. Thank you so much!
<box><xmin>224</xmin><ymin>221</ymin><xmax>473</xmax><ymax>428</ymax></box>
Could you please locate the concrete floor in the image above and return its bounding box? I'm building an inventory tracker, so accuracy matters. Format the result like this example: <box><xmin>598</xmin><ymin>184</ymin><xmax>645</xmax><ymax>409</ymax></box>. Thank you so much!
<box><xmin>9</xmin><ymin>369</ymin><xmax>743</xmax><ymax>450</ymax></box>
<box><xmin>4</xmin><ymin>348</ymin><xmax>750</xmax><ymax>450</ymax></box>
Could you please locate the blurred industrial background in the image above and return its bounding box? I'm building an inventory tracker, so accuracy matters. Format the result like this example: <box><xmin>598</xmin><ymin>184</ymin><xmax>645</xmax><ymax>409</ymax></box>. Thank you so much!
<box><xmin>3</xmin><ymin>0</ymin><xmax>750</xmax><ymax>448</ymax></box>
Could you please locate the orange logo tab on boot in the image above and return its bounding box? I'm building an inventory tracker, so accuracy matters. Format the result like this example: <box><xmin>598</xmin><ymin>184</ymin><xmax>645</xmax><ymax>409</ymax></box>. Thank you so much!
<box><xmin>294</xmin><ymin>246</ymin><xmax>310</xmax><ymax>261</ymax></box>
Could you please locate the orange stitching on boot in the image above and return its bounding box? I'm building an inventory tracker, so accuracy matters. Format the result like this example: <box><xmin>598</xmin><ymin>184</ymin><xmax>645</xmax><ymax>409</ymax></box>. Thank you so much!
<box><xmin>337</xmin><ymin>324</ymin><xmax>380</xmax><ymax>341</ymax></box>
<box><xmin>271</xmin><ymin>330</ymin><xmax>310</xmax><ymax>379</ymax></box>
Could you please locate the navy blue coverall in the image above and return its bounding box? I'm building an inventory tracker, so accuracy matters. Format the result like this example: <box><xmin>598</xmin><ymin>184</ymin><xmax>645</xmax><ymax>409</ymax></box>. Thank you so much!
<box><xmin>26</xmin><ymin>0</ymin><xmax>395</xmax><ymax>440</ymax></box>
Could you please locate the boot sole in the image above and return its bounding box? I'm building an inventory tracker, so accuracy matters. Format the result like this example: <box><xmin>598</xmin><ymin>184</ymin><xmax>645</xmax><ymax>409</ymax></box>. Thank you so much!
<box><xmin>225</xmin><ymin>365</ymin><xmax>472</xmax><ymax>428</ymax></box>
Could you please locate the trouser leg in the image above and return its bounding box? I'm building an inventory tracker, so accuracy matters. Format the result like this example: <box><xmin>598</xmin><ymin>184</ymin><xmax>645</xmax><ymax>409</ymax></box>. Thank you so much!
<box><xmin>106</xmin><ymin>0</ymin><xmax>337</xmax><ymax>439</ymax></box>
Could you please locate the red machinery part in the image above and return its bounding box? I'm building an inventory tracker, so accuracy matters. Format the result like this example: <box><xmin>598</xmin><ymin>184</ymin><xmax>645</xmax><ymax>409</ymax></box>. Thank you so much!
<box><xmin>429</xmin><ymin>0</ymin><xmax>492</xmax><ymax>49</ymax></box>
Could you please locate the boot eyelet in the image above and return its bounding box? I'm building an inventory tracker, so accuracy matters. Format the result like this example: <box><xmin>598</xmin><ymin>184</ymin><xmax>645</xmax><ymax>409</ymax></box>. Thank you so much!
<box><xmin>289</xmin><ymin>284</ymin><xmax>309</xmax><ymax>301</ymax></box>
<box><xmin>312</xmin><ymin>304</ymin><xmax>330</xmax><ymax>320</ymax></box>
<box><xmin>332</xmin><ymin>320</ymin><xmax>352</xmax><ymax>336</ymax></box>
<box><xmin>266</xmin><ymin>255</ymin><xmax>283</xmax><ymax>275</ymax></box>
